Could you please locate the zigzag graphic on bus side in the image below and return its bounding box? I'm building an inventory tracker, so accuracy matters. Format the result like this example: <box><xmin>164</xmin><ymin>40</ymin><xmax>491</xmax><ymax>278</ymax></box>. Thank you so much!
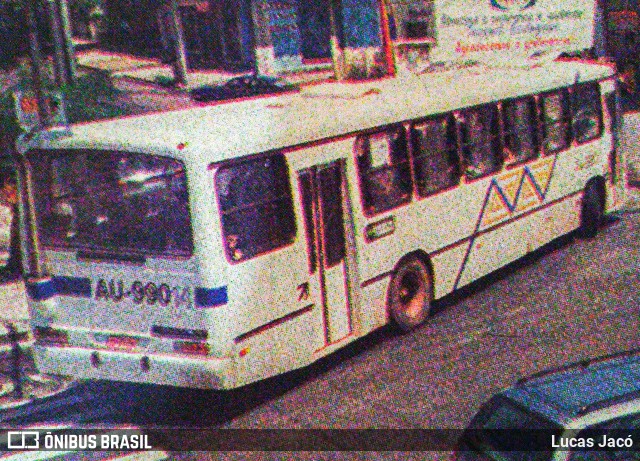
<box><xmin>480</xmin><ymin>156</ymin><xmax>556</xmax><ymax>228</ymax></box>
<box><xmin>453</xmin><ymin>155</ymin><xmax>557</xmax><ymax>290</ymax></box>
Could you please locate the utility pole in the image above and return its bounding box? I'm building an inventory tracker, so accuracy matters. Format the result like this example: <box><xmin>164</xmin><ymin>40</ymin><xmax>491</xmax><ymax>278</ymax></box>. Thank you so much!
<box><xmin>169</xmin><ymin>0</ymin><xmax>188</xmax><ymax>87</ymax></box>
<box><xmin>26</xmin><ymin>0</ymin><xmax>52</xmax><ymax>128</ymax></box>
<box><xmin>47</xmin><ymin>0</ymin><xmax>76</xmax><ymax>86</ymax></box>
<box><xmin>48</xmin><ymin>0</ymin><xmax>68</xmax><ymax>86</ymax></box>
<box><xmin>58</xmin><ymin>0</ymin><xmax>77</xmax><ymax>83</ymax></box>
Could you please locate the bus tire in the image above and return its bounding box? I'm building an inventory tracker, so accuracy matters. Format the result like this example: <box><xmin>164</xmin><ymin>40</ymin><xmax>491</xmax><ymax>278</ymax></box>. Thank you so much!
<box><xmin>388</xmin><ymin>256</ymin><xmax>432</xmax><ymax>331</ymax></box>
<box><xmin>579</xmin><ymin>180</ymin><xmax>605</xmax><ymax>239</ymax></box>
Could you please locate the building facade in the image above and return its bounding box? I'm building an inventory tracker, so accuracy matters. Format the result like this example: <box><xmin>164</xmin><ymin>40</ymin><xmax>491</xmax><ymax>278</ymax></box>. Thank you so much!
<box><xmin>100</xmin><ymin>0</ymin><xmax>396</xmax><ymax>78</ymax></box>
<box><xmin>98</xmin><ymin>0</ymin><xmax>612</xmax><ymax>80</ymax></box>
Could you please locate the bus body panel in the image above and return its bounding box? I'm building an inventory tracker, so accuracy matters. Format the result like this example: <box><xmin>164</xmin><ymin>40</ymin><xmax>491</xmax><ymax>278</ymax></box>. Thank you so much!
<box><xmin>353</xmin><ymin>173</ymin><xmax>485</xmax><ymax>295</ymax></box>
<box><xmin>457</xmin><ymin>219</ymin><xmax>528</xmax><ymax>289</ymax></box>
<box><xmin>232</xmin><ymin>301</ymin><xmax>319</xmax><ymax>387</ymax></box>
<box><xmin>33</xmin><ymin>344</ymin><xmax>234</xmax><ymax>389</ymax></box>
<box><xmin>431</xmin><ymin>244</ymin><xmax>469</xmax><ymax>300</ymax></box>
<box><xmin>526</xmin><ymin>194</ymin><xmax>582</xmax><ymax>253</ymax></box>
<box><xmin>220</xmin><ymin>236</ymin><xmax>322</xmax><ymax>386</ymax></box>
<box><xmin>21</xmin><ymin>61</ymin><xmax>620</xmax><ymax>389</ymax></box>
<box><xmin>186</xmin><ymin>163</ymin><xmax>242</xmax><ymax>360</ymax></box>
<box><xmin>40</xmin><ymin>254</ymin><xmax>203</xmax><ymax>334</ymax></box>
<box><xmin>230</xmin><ymin>143</ymin><xmax>361</xmax><ymax>386</ymax></box>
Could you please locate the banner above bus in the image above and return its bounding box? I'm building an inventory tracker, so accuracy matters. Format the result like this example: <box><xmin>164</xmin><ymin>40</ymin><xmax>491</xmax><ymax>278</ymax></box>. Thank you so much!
<box><xmin>430</xmin><ymin>0</ymin><xmax>595</xmax><ymax>65</ymax></box>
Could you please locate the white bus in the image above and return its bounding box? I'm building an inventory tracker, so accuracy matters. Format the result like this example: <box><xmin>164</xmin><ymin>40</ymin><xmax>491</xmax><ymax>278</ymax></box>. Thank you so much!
<box><xmin>17</xmin><ymin>59</ymin><xmax>624</xmax><ymax>389</ymax></box>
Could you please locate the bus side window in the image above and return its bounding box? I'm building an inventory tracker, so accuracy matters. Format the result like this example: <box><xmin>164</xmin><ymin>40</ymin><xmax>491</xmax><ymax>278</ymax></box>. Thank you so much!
<box><xmin>458</xmin><ymin>104</ymin><xmax>502</xmax><ymax>180</ymax></box>
<box><xmin>215</xmin><ymin>154</ymin><xmax>296</xmax><ymax>263</ymax></box>
<box><xmin>410</xmin><ymin>114</ymin><xmax>460</xmax><ymax>197</ymax></box>
<box><xmin>570</xmin><ymin>83</ymin><xmax>603</xmax><ymax>145</ymax></box>
<box><xmin>355</xmin><ymin>127</ymin><xmax>412</xmax><ymax>216</ymax></box>
<box><xmin>501</xmin><ymin>97</ymin><xmax>539</xmax><ymax>165</ymax></box>
<box><xmin>540</xmin><ymin>89</ymin><xmax>571</xmax><ymax>154</ymax></box>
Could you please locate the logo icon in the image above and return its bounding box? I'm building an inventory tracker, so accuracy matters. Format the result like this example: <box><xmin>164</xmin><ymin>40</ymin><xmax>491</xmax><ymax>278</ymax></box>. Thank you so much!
<box><xmin>490</xmin><ymin>0</ymin><xmax>535</xmax><ymax>11</ymax></box>
<box><xmin>7</xmin><ymin>431</ymin><xmax>40</xmax><ymax>449</ymax></box>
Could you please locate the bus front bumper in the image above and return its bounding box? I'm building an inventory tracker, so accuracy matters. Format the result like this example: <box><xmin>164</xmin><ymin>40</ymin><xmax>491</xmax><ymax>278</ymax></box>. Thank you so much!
<box><xmin>32</xmin><ymin>344</ymin><xmax>235</xmax><ymax>389</ymax></box>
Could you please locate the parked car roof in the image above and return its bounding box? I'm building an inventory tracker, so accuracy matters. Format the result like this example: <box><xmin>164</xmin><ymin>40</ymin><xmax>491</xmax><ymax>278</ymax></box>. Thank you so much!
<box><xmin>503</xmin><ymin>350</ymin><xmax>640</xmax><ymax>425</ymax></box>
<box><xmin>455</xmin><ymin>350</ymin><xmax>640</xmax><ymax>460</ymax></box>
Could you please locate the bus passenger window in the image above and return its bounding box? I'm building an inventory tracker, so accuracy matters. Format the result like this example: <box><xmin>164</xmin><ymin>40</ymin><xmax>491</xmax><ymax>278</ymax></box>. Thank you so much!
<box><xmin>502</xmin><ymin>97</ymin><xmax>539</xmax><ymax>164</ymax></box>
<box><xmin>570</xmin><ymin>83</ymin><xmax>602</xmax><ymax>144</ymax></box>
<box><xmin>540</xmin><ymin>90</ymin><xmax>571</xmax><ymax>153</ymax></box>
<box><xmin>216</xmin><ymin>154</ymin><xmax>296</xmax><ymax>262</ymax></box>
<box><xmin>356</xmin><ymin>127</ymin><xmax>412</xmax><ymax>216</ymax></box>
<box><xmin>410</xmin><ymin>115</ymin><xmax>460</xmax><ymax>196</ymax></box>
<box><xmin>459</xmin><ymin>105</ymin><xmax>502</xmax><ymax>179</ymax></box>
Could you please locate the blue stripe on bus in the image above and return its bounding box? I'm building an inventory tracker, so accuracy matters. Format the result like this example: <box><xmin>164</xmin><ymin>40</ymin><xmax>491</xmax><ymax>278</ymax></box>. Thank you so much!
<box><xmin>26</xmin><ymin>276</ymin><xmax>92</xmax><ymax>301</ymax></box>
<box><xmin>195</xmin><ymin>286</ymin><xmax>228</xmax><ymax>308</ymax></box>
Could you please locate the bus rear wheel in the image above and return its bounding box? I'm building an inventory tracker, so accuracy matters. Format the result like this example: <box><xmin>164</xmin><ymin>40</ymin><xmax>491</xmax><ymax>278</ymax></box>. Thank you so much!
<box><xmin>579</xmin><ymin>181</ymin><xmax>605</xmax><ymax>239</ymax></box>
<box><xmin>388</xmin><ymin>256</ymin><xmax>432</xmax><ymax>331</ymax></box>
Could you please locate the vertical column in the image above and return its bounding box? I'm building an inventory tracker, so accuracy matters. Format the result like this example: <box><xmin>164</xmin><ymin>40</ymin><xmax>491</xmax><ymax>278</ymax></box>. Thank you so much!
<box><xmin>169</xmin><ymin>0</ymin><xmax>189</xmax><ymax>87</ymax></box>
<box><xmin>26</xmin><ymin>0</ymin><xmax>52</xmax><ymax>128</ymax></box>
<box><xmin>47</xmin><ymin>0</ymin><xmax>69</xmax><ymax>86</ymax></box>
<box><xmin>329</xmin><ymin>0</ymin><xmax>344</xmax><ymax>79</ymax></box>
<box><xmin>379</xmin><ymin>0</ymin><xmax>395</xmax><ymax>76</ymax></box>
<box><xmin>46</xmin><ymin>0</ymin><xmax>76</xmax><ymax>86</ymax></box>
<box><xmin>250</xmin><ymin>0</ymin><xmax>276</xmax><ymax>75</ymax></box>
<box><xmin>238</xmin><ymin>0</ymin><xmax>255</xmax><ymax>67</ymax></box>
<box><xmin>57</xmin><ymin>0</ymin><xmax>77</xmax><ymax>83</ymax></box>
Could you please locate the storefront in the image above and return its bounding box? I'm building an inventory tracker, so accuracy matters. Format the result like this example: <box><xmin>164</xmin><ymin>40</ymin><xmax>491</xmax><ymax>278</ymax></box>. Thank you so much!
<box><xmin>100</xmin><ymin>0</ymin><xmax>387</xmax><ymax>77</ymax></box>
<box><xmin>101</xmin><ymin>0</ymin><xmax>600</xmax><ymax>80</ymax></box>
<box><xmin>102</xmin><ymin>0</ymin><xmax>255</xmax><ymax>70</ymax></box>
<box><xmin>252</xmin><ymin>0</ymin><xmax>383</xmax><ymax>76</ymax></box>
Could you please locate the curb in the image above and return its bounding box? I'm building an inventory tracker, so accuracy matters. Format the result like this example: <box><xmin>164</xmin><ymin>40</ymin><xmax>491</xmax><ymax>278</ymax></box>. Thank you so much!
<box><xmin>111</xmin><ymin>75</ymin><xmax>191</xmax><ymax>97</ymax></box>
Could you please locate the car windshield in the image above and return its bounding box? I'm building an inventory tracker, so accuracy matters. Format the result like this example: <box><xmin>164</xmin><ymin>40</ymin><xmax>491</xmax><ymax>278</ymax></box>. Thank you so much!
<box><xmin>464</xmin><ymin>396</ymin><xmax>562</xmax><ymax>461</ymax></box>
<box><xmin>28</xmin><ymin>149</ymin><xmax>193</xmax><ymax>258</ymax></box>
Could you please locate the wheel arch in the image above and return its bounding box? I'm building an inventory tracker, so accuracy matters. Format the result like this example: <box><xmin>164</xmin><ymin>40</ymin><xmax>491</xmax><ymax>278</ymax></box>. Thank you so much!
<box><xmin>388</xmin><ymin>249</ymin><xmax>436</xmax><ymax>305</ymax></box>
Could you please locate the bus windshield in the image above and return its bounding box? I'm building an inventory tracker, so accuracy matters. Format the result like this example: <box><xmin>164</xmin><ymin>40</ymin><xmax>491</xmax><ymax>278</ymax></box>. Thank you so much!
<box><xmin>28</xmin><ymin>149</ymin><xmax>193</xmax><ymax>258</ymax></box>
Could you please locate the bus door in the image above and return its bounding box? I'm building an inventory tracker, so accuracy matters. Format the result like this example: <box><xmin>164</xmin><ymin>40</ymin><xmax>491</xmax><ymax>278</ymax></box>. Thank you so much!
<box><xmin>298</xmin><ymin>160</ymin><xmax>353</xmax><ymax>346</ymax></box>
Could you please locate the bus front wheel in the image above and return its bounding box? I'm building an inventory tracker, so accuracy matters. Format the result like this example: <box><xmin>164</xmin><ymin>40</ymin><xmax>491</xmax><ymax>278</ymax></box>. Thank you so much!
<box><xmin>388</xmin><ymin>256</ymin><xmax>432</xmax><ymax>331</ymax></box>
<box><xmin>579</xmin><ymin>180</ymin><xmax>605</xmax><ymax>239</ymax></box>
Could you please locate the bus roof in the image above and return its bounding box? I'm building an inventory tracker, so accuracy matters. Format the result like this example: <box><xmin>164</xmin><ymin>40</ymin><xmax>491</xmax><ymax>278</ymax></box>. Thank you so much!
<box><xmin>41</xmin><ymin>60</ymin><xmax>614</xmax><ymax>170</ymax></box>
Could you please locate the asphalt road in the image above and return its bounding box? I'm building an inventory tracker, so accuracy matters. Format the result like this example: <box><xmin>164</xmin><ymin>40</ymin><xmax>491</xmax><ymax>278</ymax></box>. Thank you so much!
<box><xmin>1</xmin><ymin>210</ymin><xmax>637</xmax><ymax>461</ymax></box>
